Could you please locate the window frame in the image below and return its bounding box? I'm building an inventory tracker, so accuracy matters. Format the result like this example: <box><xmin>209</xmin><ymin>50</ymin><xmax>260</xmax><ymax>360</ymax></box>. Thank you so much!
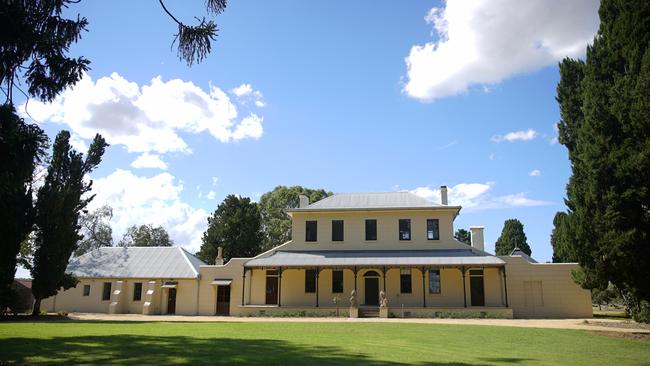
<box><xmin>400</xmin><ymin>269</ymin><xmax>412</xmax><ymax>294</ymax></box>
<box><xmin>133</xmin><ymin>282</ymin><xmax>143</xmax><ymax>301</ymax></box>
<box><xmin>426</xmin><ymin>219</ymin><xmax>440</xmax><ymax>240</ymax></box>
<box><xmin>332</xmin><ymin>270</ymin><xmax>344</xmax><ymax>293</ymax></box>
<box><xmin>398</xmin><ymin>219</ymin><xmax>411</xmax><ymax>241</ymax></box>
<box><xmin>102</xmin><ymin>282</ymin><xmax>112</xmax><ymax>301</ymax></box>
<box><xmin>305</xmin><ymin>220</ymin><xmax>318</xmax><ymax>242</ymax></box>
<box><xmin>365</xmin><ymin>219</ymin><xmax>377</xmax><ymax>241</ymax></box>
<box><xmin>82</xmin><ymin>284</ymin><xmax>90</xmax><ymax>297</ymax></box>
<box><xmin>429</xmin><ymin>269</ymin><xmax>441</xmax><ymax>294</ymax></box>
<box><xmin>305</xmin><ymin>269</ymin><xmax>316</xmax><ymax>293</ymax></box>
<box><xmin>331</xmin><ymin>220</ymin><xmax>344</xmax><ymax>242</ymax></box>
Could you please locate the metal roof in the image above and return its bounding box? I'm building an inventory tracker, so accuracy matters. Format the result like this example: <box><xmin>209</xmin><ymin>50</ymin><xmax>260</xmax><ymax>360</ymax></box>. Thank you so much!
<box><xmin>245</xmin><ymin>250</ymin><xmax>504</xmax><ymax>267</ymax></box>
<box><xmin>287</xmin><ymin>192</ymin><xmax>458</xmax><ymax>212</ymax></box>
<box><xmin>67</xmin><ymin>247</ymin><xmax>205</xmax><ymax>279</ymax></box>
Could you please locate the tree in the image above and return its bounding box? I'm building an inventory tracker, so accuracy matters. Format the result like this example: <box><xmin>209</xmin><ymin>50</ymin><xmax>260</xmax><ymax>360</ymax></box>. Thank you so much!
<box><xmin>494</xmin><ymin>219</ymin><xmax>531</xmax><ymax>256</ymax></box>
<box><xmin>550</xmin><ymin>212</ymin><xmax>577</xmax><ymax>263</ymax></box>
<box><xmin>0</xmin><ymin>105</ymin><xmax>48</xmax><ymax>310</ymax></box>
<box><xmin>454</xmin><ymin>229</ymin><xmax>471</xmax><ymax>245</ymax></box>
<box><xmin>118</xmin><ymin>224</ymin><xmax>173</xmax><ymax>247</ymax></box>
<box><xmin>553</xmin><ymin>0</ymin><xmax>650</xmax><ymax>321</ymax></box>
<box><xmin>258</xmin><ymin>186</ymin><xmax>331</xmax><ymax>249</ymax></box>
<box><xmin>198</xmin><ymin>195</ymin><xmax>264</xmax><ymax>264</ymax></box>
<box><xmin>75</xmin><ymin>205</ymin><xmax>113</xmax><ymax>256</ymax></box>
<box><xmin>31</xmin><ymin>131</ymin><xmax>108</xmax><ymax>315</ymax></box>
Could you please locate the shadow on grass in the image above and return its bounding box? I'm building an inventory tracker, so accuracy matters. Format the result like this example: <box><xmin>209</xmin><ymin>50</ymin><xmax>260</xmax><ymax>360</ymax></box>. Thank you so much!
<box><xmin>0</xmin><ymin>334</ymin><xmax>528</xmax><ymax>366</ymax></box>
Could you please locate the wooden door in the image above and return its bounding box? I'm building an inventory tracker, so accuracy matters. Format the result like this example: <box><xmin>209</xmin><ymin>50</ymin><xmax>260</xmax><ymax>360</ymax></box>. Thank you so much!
<box><xmin>216</xmin><ymin>286</ymin><xmax>231</xmax><ymax>315</ymax></box>
<box><xmin>167</xmin><ymin>288</ymin><xmax>177</xmax><ymax>314</ymax></box>
<box><xmin>364</xmin><ymin>277</ymin><xmax>379</xmax><ymax>305</ymax></box>
<box><xmin>524</xmin><ymin>281</ymin><xmax>544</xmax><ymax>315</ymax></box>
<box><xmin>266</xmin><ymin>276</ymin><xmax>278</xmax><ymax>305</ymax></box>
<box><xmin>470</xmin><ymin>276</ymin><xmax>485</xmax><ymax>306</ymax></box>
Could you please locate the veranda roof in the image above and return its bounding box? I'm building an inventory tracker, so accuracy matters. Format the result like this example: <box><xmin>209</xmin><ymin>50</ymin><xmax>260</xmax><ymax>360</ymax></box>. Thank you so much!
<box><xmin>211</xmin><ymin>279</ymin><xmax>232</xmax><ymax>286</ymax></box>
<box><xmin>245</xmin><ymin>250</ymin><xmax>504</xmax><ymax>268</ymax></box>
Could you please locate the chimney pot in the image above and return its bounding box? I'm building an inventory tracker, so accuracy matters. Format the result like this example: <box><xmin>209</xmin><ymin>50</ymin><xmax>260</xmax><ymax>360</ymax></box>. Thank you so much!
<box><xmin>440</xmin><ymin>186</ymin><xmax>448</xmax><ymax>205</ymax></box>
<box><xmin>215</xmin><ymin>246</ymin><xmax>224</xmax><ymax>265</ymax></box>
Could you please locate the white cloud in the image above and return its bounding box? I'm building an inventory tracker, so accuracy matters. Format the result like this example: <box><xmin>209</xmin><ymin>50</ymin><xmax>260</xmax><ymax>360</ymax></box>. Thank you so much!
<box><xmin>211</xmin><ymin>177</ymin><xmax>219</xmax><ymax>186</ymax></box>
<box><xmin>88</xmin><ymin>169</ymin><xmax>208</xmax><ymax>252</ymax></box>
<box><xmin>130</xmin><ymin>152</ymin><xmax>168</xmax><ymax>170</ymax></box>
<box><xmin>408</xmin><ymin>182</ymin><xmax>551</xmax><ymax>211</ymax></box>
<box><xmin>206</xmin><ymin>190</ymin><xmax>217</xmax><ymax>200</ymax></box>
<box><xmin>69</xmin><ymin>133</ymin><xmax>88</xmax><ymax>152</ymax></box>
<box><xmin>231</xmin><ymin>83</ymin><xmax>253</xmax><ymax>97</ymax></box>
<box><xmin>529</xmin><ymin>169</ymin><xmax>541</xmax><ymax>177</ymax></box>
<box><xmin>21</xmin><ymin>73</ymin><xmax>265</xmax><ymax>154</ymax></box>
<box><xmin>403</xmin><ymin>0</ymin><xmax>599</xmax><ymax>101</ymax></box>
<box><xmin>492</xmin><ymin>129</ymin><xmax>538</xmax><ymax>143</ymax></box>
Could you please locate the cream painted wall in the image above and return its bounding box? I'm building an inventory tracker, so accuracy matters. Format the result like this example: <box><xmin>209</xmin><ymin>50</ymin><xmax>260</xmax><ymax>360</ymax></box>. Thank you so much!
<box><xmin>501</xmin><ymin>256</ymin><xmax>592</xmax><ymax>318</ymax></box>
<box><xmin>286</xmin><ymin>209</ymin><xmax>468</xmax><ymax>251</ymax></box>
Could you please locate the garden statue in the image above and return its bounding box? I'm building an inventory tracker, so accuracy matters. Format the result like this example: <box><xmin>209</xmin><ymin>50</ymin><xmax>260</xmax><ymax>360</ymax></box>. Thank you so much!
<box><xmin>379</xmin><ymin>290</ymin><xmax>388</xmax><ymax>308</ymax></box>
<box><xmin>349</xmin><ymin>289</ymin><xmax>358</xmax><ymax>307</ymax></box>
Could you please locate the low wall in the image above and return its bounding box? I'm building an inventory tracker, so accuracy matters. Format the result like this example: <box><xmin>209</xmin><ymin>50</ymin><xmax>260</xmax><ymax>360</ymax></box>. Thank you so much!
<box><xmin>387</xmin><ymin>307</ymin><xmax>513</xmax><ymax>319</ymax></box>
<box><xmin>238</xmin><ymin>306</ymin><xmax>350</xmax><ymax>318</ymax></box>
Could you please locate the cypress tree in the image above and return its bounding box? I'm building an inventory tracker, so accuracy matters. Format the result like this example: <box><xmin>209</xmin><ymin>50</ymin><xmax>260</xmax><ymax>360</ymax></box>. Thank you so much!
<box><xmin>495</xmin><ymin>219</ymin><xmax>531</xmax><ymax>256</ymax></box>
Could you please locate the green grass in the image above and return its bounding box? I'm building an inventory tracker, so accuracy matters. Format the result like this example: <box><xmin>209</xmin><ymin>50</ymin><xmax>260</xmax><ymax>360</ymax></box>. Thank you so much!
<box><xmin>0</xmin><ymin>320</ymin><xmax>648</xmax><ymax>365</ymax></box>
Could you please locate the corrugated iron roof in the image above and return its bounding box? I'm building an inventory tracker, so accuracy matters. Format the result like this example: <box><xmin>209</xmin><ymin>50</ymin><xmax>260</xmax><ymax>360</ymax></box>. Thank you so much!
<box><xmin>288</xmin><ymin>192</ymin><xmax>458</xmax><ymax>212</ymax></box>
<box><xmin>245</xmin><ymin>249</ymin><xmax>504</xmax><ymax>267</ymax></box>
<box><xmin>67</xmin><ymin>247</ymin><xmax>205</xmax><ymax>279</ymax></box>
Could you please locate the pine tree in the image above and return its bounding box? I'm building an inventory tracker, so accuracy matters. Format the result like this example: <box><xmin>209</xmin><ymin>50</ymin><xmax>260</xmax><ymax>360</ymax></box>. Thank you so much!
<box><xmin>31</xmin><ymin>131</ymin><xmax>107</xmax><ymax>315</ymax></box>
<box><xmin>494</xmin><ymin>219</ymin><xmax>531</xmax><ymax>256</ymax></box>
<box><xmin>553</xmin><ymin>0</ymin><xmax>650</xmax><ymax>321</ymax></box>
<box><xmin>454</xmin><ymin>229</ymin><xmax>471</xmax><ymax>245</ymax></box>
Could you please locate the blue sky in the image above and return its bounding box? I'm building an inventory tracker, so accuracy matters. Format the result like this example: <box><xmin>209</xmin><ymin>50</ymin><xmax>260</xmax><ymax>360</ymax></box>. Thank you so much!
<box><xmin>18</xmin><ymin>0</ymin><xmax>601</xmax><ymax>263</ymax></box>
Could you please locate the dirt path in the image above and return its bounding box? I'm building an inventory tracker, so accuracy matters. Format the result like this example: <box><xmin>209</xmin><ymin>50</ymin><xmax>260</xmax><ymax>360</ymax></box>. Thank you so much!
<box><xmin>66</xmin><ymin>313</ymin><xmax>650</xmax><ymax>334</ymax></box>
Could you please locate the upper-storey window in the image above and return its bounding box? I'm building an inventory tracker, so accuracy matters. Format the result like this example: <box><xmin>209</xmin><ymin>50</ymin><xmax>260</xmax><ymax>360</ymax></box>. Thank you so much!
<box><xmin>399</xmin><ymin>219</ymin><xmax>411</xmax><ymax>240</ymax></box>
<box><xmin>332</xmin><ymin>220</ymin><xmax>344</xmax><ymax>241</ymax></box>
<box><xmin>427</xmin><ymin>219</ymin><xmax>440</xmax><ymax>240</ymax></box>
<box><xmin>306</xmin><ymin>221</ymin><xmax>317</xmax><ymax>242</ymax></box>
<box><xmin>365</xmin><ymin>219</ymin><xmax>377</xmax><ymax>241</ymax></box>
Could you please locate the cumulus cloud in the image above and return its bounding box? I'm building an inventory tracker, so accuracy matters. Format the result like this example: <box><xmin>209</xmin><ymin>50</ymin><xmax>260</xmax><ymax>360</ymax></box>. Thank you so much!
<box><xmin>407</xmin><ymin>182</ymin><xmax>551</xmax><ymax>211</ymax></box>
<box><xmin>88</xmin><ymin>169</ymin><xmax>208</xmax><ymax>252</ymax></box>
<box><xmin>403</xmin><ymin>0</ymin><xmax>599</xmax><ymax>101</ymax></box>
<box><xmin>492</xmin><ymin>129</ymin><xmax>538</xmax><ymax>143</ymax></box>
<box><xmin>529</xmin><ymin>169</ymin><xmax>541</xmax><ymax>177</ymax></box>
<box><xmin>21</xmin><ymin>73</ymin><xmax>264</xmax><ymax>154</ymax></box>
<box><xmin>231</xmin><ymin>83</ymin><xmax>265</xmax><ymax>108</ymax></box>
<box><xmin>231</xmin><ymin>83</ymin><xmax>253</xmax><ymax>97</ymax></box>
<box><xmin>131</xmin><ymin>152</ymin><xmax>168</xmax><ymax>170</ymax></box>
<box><xmin>206</xmin><ymin>190</ymin><xmax>217</xmax><ymax>200</ymax></box>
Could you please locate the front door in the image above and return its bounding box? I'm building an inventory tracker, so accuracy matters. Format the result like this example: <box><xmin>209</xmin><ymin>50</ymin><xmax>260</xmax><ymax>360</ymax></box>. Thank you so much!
<box><xmin>216</xmin><ymin>285</ymin><xmax>231</xmax><ymax>315</ymax></box>
<box><xmin>364</xmin><ymin>277</ymin><xmax>379</xmax><ymax>305</ymax></box>
<box><xmin>470</xmin><ymin>272</ymin><xmax>485</xmax><ymax>306</ymax></box>
<box><xmin>266</xmin><ymin>276</ymin><xmax>278</xmax><ymax>304</ymax></box>
<box><xmin>167</xmin><ymin>288</ymin><xmax>177</xmax><ymax>314</ymax></box>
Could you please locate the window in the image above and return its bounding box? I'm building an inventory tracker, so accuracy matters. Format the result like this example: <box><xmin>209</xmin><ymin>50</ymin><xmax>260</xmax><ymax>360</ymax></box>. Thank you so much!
<box><xmin>400</xmin><ymin>269</ymin><xmax>412</xmax><ymax>293</ymax></box>
<box><xmin>365</xmin><ymin>219</ymin><xmax>377</xmax><ymax>241</ymax></box>
<box><xmin>332</xmin><ymin>220</ymin><xmax>344</xmax><ymax>241</ymax></box>
<box><xmin>429</xmin><ymin>269</ymin><xmax>441</xmax><ymax>294</ymax></box>
<box><xmin>399</xmin><ymin>219</ymin><xmax>411</xmax><ymax>240</ymax></box>
<box><xmin>133</xmin><ymin>282</ymin><xmax>143</xmax><ymax>301</ymax></box>
<box><xmin>305</xmin><ymin>269</ymin><xmax>316</xmax><ymax>293</ymax></box>
<box><xmin>82</xmin><ymin>285</ymin><xmax>90</xmax><ymax>296</ymax></box>
<box><xmin>306</xmin><ymin>221</ymin><xmax>317</xmax><ymax>242</ymax></box>
<box><xmin>102</xmin><ymin>282</ymin><xmax>112</xmax><ymax>301</ymax></box>
<box><xmin>332</xmin><ymin>270</ymin><xmax>343</xmax><ymax>293</ymax></box>
<box><xmin>427</xmin><ymin>219</ymin><xmax>440</xmax><ymax>240</ymax></box>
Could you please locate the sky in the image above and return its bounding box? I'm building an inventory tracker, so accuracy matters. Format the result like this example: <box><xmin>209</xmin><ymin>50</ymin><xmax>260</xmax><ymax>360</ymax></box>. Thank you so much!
<box><xmin>15</xmin><ymin>0</ymin><xmax>602</xmax><ymax>274</ymax></box>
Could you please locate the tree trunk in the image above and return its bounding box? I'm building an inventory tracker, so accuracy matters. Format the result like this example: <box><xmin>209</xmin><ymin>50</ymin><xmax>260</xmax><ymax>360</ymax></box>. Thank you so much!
<box><xmin>31</xmin><ymin>298</ymin><xmax>41</xmax><ymax>316</ymax></box>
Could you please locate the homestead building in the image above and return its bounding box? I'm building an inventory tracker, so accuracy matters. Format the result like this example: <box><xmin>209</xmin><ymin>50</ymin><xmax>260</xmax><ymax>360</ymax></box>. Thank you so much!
<box><xmin>41</xmin><ymin>189</ymin><xmax>592</xmax><ymax>318</ymax></box>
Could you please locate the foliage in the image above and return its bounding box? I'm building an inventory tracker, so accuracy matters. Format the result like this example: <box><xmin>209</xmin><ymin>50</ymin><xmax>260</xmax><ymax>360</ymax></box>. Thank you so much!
<box><xmin>550</xmin><ymin>212</ymin><xmax>577</xmax><ymax>263</ymax></box>
<box><xmin>592</xmin><ymin>284</ymin><xmax>621</xmax><ymax>310</ymax></box>
<box><xmin>0</xmin><ymin>0</ymin><xmax>90</xmax><ymax>103</ymax></box>
<box><xmin>75</xmin><ymin>205</ymin><xmax>113</xmax><ymax>256</ymax></box>
<box><xmin>1</xmin><ymin>322</ymin><xmax>650</xmax><ymax>365</ymax></box>
<box><xmin>454</xmin><ymin>229</ymin><xmax>471</xmax><ymax>245</ymax></box>
<box><xmin>258</xmin><ymin>186</ymin><xmax>331</xmax><ymax>249</ymax></box>
<box><xmin>553</xmin><ymin>0</ymin><xmax>650</xmax><ymax>322</ymax></box>
<box><xmin>31</xmin><ymin>131</ymin><xmax>108</xmax><ymax>315</ymax></box>
<box><xmin>118</xmin><ymin>224</ymin><xmax>172</xmax><ymax>248</ymax></box>
<box><xmin>0</xmin><ymin>104</ymin><xmax>47</xmax><ymax>311</ymax></box>
<box><xmin>494</xmin><ymin>219</ymin><xmax>531</xmax><ymax>256</ymax></box>
<box><xmin>198</xmin><ymin>195</ymin><xmax>264</xmax><ymax>264</ymax></box>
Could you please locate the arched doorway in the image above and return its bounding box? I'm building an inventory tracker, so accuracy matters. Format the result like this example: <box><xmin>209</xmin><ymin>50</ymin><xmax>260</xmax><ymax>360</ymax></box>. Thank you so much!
<box><xmin>364</xmin><ymin>271</ymin><xmax>380</xmax><ymax>306</ymax></box>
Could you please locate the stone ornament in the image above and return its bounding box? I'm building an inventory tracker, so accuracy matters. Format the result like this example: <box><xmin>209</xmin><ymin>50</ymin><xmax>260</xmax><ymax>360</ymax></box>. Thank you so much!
<box><xmin>380</xmin><ymin>290</ymin><xmax>388</xmax><ymax>308</ymax></box>
<box><xmin>349</xmin><ymin>289</ymin><xmax>358</xmax><ymax>307</ymax></box>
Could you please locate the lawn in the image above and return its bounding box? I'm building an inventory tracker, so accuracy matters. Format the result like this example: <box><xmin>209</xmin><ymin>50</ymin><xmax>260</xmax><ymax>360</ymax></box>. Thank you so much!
<box><xmin>0</xmin><ymin>320</ymin><xmax>648</xmax><ymax>365</ymax></box>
